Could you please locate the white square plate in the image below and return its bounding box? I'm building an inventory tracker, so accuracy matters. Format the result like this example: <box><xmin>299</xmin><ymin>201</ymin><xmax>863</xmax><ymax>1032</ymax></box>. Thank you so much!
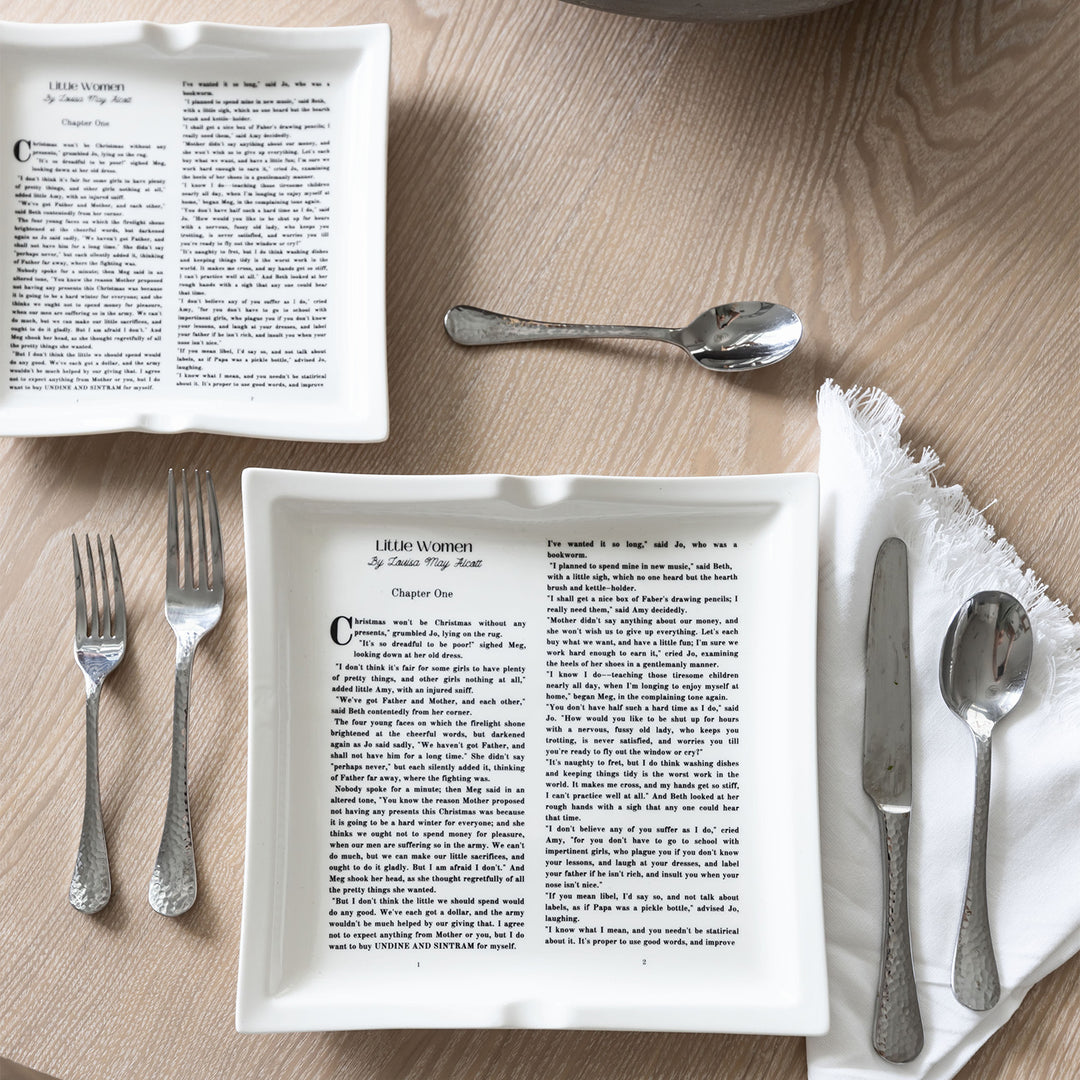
<box><xmin>0</xmin><ymin>21</ymin><xmax>389</xmax><ymax>440</ymax></box>
<box><xmin>237</xmin><ymin>471</ymin><xmax>826</xmax><ymax>1033</ymax></box>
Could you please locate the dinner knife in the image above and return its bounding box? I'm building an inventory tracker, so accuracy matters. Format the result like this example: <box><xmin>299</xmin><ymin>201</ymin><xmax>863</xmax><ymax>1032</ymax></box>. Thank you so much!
<box><xmin>863</xmin><ymin>537</ymin><xmax>924</xmax><ymax>1062</ymax></box>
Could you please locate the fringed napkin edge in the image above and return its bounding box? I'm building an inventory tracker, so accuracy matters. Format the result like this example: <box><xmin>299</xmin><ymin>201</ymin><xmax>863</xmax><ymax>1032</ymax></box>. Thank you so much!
<box><xmin>817</xmin><ymin>378</ymin><xmax>1080</xmax><ymax>706</ymax></box>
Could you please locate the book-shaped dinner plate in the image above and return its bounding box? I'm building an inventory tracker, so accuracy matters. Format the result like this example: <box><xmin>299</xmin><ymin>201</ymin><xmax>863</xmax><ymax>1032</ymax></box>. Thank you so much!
<box><xmin>237</xmin><ymin>471</ymin><xmax>827</xmax><ymax>1033</ymax></box>
<box><xmin>0</xmin><ymin>21</ymin><xmax>389</xmax><ymax>440</ymax></box>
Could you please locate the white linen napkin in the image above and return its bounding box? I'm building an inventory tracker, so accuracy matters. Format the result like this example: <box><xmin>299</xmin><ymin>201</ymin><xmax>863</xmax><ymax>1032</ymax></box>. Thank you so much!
<box><xmin>807</xmin><ymin>380</ymin><xmax>1080</xmax><ymax>1079</ymax></box>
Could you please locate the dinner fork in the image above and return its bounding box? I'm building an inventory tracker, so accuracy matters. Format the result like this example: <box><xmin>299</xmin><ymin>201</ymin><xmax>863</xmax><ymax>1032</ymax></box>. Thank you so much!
<box><xmin>69</xmin><ymin>534</ymin><xmax>126</xmax><ymax>914</ymax></box>
<box><xmin>148</xmin><ymin>469</ymin><xmax>224</xmax><ymax>916</ymax></box>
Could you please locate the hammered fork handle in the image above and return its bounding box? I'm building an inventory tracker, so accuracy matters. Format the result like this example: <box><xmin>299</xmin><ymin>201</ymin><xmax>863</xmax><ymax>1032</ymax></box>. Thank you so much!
<box><xmin>69</xmin><ymin>681</ymin><xmax>110</xmax><ymax>913</ymax></box>
<box><xmin>148</xmin><ymin>635</ymin><xmax>200</xmax><ymax>916</ymax></box>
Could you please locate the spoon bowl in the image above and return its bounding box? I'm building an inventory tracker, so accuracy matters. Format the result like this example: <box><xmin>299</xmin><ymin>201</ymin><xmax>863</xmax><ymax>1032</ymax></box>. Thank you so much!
<box><xmin>444</xmin><ymin>300</ymin><xmax>802</xmax><ymax>372</ymax></box>
<box><xmin>675</xmin><ymin>302</ymin><xmax>803</xmax><ymax>371</ymax></box>
<box><xmin>940</xmin><ymin>591</ymin><xmax>1032</xmax><ymax>735</ymax></box>
<box><xmin>939</xmin><ymin>591</ymin><xmax>1033</xmax><ymax>1010</ymax></box>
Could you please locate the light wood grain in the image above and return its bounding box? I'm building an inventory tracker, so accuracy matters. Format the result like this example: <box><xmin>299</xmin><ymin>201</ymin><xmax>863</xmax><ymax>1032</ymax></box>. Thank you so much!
<box><xmin>0</xmin><ymin>0</ymin><xmax>1076</xmax><ymax>1077</ymax></box>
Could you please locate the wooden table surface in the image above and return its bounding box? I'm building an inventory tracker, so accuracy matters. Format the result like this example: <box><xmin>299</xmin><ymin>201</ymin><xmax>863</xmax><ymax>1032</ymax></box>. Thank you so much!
<box><xmin>0</xmin><ymin>0</ymin><xmax>1076</xmax><ymax>1077</ymax></box>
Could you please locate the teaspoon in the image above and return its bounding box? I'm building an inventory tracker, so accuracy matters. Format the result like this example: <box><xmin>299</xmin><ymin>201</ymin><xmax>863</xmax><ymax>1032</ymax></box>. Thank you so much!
<box><xmin>939</xmin><ymin>591</ymin><xmax>1033</xmax><ymax>1010</ymax></box>
<box><xmin>443</xmin><ymin>301</ymin><xmax>802</xmax><ymax>372</ymax></box>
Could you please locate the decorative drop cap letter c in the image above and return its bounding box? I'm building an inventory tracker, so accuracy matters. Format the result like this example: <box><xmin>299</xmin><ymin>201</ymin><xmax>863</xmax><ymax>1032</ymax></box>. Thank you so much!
<box><xmin>330</xmin><ymin>615</ymin><xmax>353</xmax><ymax>646</ymax></box>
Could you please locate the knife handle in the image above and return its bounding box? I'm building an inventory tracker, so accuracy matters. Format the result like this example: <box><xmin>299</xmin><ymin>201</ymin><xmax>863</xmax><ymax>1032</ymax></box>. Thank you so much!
<box><xmin>872</xmin><ymin>808</ymin><xmax>924</xmax><ymax>1063</ymax></box>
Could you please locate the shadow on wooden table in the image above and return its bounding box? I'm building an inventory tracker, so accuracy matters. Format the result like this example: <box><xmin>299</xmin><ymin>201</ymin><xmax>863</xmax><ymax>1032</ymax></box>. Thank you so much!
<box><xmin>0</xmin><ymin>1058</ymin><xmax>59</xmax><ymax>1080</ymax></box>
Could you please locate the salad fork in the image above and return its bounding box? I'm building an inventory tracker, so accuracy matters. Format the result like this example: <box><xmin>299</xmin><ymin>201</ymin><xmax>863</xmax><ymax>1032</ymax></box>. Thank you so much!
<box><xmin>149</xmin><ymin>469</ymin><xmax>224</xmax><ymax>916</ymax></box>
<box><xmin>69</xmin><ymin>534</ymin><xmax>126</xmax><ymax>914</ymax></box>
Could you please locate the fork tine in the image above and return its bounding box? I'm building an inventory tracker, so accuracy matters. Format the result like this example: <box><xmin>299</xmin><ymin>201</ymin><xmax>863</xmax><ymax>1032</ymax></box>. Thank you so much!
<box><xmin>72</xmin><ymin>534</ymin><xmax>87</xmax><ymax>638</ymax></box>
<box><xmin>97</xmin><ymin>535</ymin><xmax>111</xmax><ymax>639</ymax></box>
<box><xmin>182</xmin><ymin>469</ymin><xmax>194</xmax><ymax>590</ymax></box>
<box><xmin>194</xmin><ymin>470</ymin><xmax>209</xmax><ymax>591</ymax></box>
<box><xmin>205</xmin><ymin>471</ymin><xmax>223</xmax><ymax>595</ymax></box>
<box><xmin>166</xmin><ymin>468</ymin><xmax>179</xmax><ymax>591</ymax></box>
<box><xmin>110</xmin><ymin>536</ymin><xmax>126</xmax><ymax>640</ymax></box>
<box><xmin>85</xmin><ymin>535</ymin><xmax>99</xmax><ymax>638</ymax></box>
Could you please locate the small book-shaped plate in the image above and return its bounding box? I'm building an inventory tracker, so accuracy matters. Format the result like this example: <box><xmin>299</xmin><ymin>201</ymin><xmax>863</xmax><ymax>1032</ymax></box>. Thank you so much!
<box><xmin>237</xmin><ymin>470</ymin><xmax>828</xmax><ymax>1034</ymax></box>
<box><xmin>0</xmin><ymin>21</ymin><xmax>389</xmax><ymax>441</ymax></box>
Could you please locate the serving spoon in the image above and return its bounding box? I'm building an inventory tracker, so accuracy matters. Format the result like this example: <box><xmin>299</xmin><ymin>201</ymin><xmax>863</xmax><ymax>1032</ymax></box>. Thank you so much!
<box><xmin>939</xmin><ymin>591</ymin><xmax>1033</xmax><ymax>1010</ymax></box>
<box><xmin>443</xmin><ymin>301</ymin><xmax>802</xmax><ymax>372</ymax></box>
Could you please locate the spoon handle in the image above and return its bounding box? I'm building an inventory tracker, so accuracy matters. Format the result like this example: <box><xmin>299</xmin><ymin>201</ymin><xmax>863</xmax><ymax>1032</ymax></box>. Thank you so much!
<box><xmin>871</xmin><ymin>808</ymin><xmax>924</xmax><ymax>1062</ymax></box>
<box><xmin>445</xmin><ymin>306</ymin><xmax>677</xmax><ymax>347</ymax></box>
<box><xmin>953</xmin><ymin>734</ymin><xmax>1000</xmax><ymax>1009</ymax></box>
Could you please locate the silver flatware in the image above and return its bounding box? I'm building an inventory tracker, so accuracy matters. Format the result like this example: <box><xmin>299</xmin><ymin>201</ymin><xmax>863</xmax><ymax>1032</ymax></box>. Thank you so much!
<box><xmin>443</xmin><ymin>300</ymin><xmax>802</xmax><ymax>372</ymax></box>
<box><xmin>863</xmin><ymin>537</ymin><xmax>923</xmax><ymax>1062</ymax></box>
<box><xmin>69</xmin><ymin>534</ymin><xmax>126</xmax><ymax>914</ymax></box>
<box><xmin>149</xmin><ymin>469</ymin><xmax>224</xmax><ymax>917</ymax></box>
<box><xmin>939</xmin><ymin>591</ymin><xmax>1033</xmax><ymax>1010</ymax></box>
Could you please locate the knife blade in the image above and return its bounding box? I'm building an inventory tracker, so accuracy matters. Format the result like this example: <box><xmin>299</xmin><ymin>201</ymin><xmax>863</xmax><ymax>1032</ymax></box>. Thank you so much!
<box><xmin>863</xmin><ymin>536</ymin><xmax>924</xmax><ymax>1063</ymax></box>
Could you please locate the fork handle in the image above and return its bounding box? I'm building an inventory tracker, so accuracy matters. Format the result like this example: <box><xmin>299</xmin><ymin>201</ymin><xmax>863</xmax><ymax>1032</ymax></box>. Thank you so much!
<box><xmin>70</xmin><ymin>683</ymin><xmax>111</xmax><ymax>914</ymax></box>
<box><xmin>149</xmin><ymin>639</ymin><xmax>198</xmax><ymax>916</ymax></box>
